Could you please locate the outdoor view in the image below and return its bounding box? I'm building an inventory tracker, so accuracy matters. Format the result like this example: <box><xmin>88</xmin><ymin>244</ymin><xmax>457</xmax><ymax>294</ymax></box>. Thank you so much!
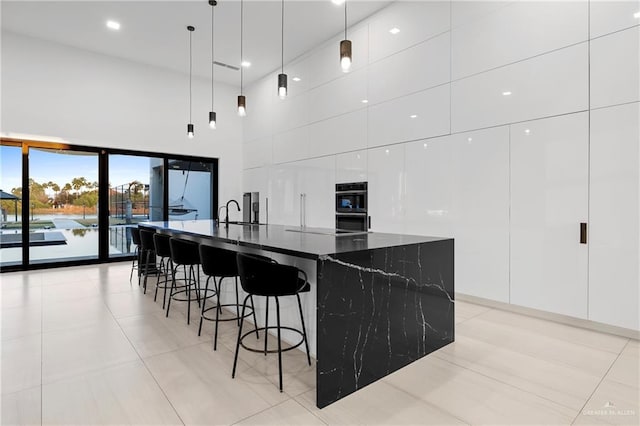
<box><xmin>0</xmin><ymin>144</ymin><xmax>214</xmax><ymax>268</ymax></box>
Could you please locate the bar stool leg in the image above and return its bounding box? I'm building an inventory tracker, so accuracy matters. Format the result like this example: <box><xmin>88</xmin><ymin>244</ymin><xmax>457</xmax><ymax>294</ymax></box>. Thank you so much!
<box><xmin>166</xmin><ymin>264</ymin><xmax>177</xmax><ymax>318</ymax></box>
<box><xmin>275</xmin><ymin>296</ymin><xmax>283</xmax><ymax>392</ymax></box>
<box><xmin>250</xmin><ymin>296</ymin><xmax>259</xmax><ymax>338</ymax></box>
<box><xmin>186</xmin><ymin>265</ymin><xmax>192</xmax><ymax>325</ymax></box>
<box><xmin>264</xmin><ymin>297</ymin><xmax>269</xmax><ymax>356</ymax></box>
<box><xmin>297</xmin><ymin>294</ymin><xmax>312</xmax><ymax>366</ymax></box>
<box><xmin>232</xmin><ymin>294</ymin><xmax>250</xmax><ymax>379</ymax></box>
<box><xmin>198</xmin><ymin>275</ymin><xmax>213</xmax><ymax>337</ymax></box>
<box><xmin>213</xmin><ymin>277</ymin><xmax>222</xmax><ymax>350</ymax></box>
<box><xmin>154</xmin><ymin>257</ymin><xmax>164</xmax><ymax>302</ymax></box>
<box><xmin>234</xmin><ymin>277</ymin><xmax>241</xmax><ymax>326</ymax></box>
<box><xmin>162</xmin><ymin>259</ymin><xmax>172</xmax><ymax>309</ymax></box>
<box><xmin>143</xmin><ymin>249</ymin><xmax>151</xmax><ymax>294</ymax></box>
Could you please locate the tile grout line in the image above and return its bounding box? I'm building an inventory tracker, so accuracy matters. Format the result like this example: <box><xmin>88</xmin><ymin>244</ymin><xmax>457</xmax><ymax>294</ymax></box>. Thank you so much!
<box><xmin>382</xmin><ymin>375</ymin><xmax>471</xmax><ymax>425</ymax></box>
<box><xmin>100</xmin><ymin>291</ymin><xmax>187</xmax><ymax>426</ymax></box>
<box><xmin>569</xmin><ymin>339</ymin><xmax>628</xmax><ymax>425</ymax></box>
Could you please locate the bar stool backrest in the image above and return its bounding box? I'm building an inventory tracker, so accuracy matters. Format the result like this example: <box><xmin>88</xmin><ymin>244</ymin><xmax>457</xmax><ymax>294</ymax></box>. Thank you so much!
<box><xmin>139</xmin><ymin>229</ymin><xmax>156</xmax><ymax>252</ymax></box>
<box><xmin>131</xmin><ymin>227</ymin><xmax>141</xmax><ymax>246</ymax></box>
<box><xmin>169</xmin><ymin>238</ymin><xmax>200</xmax><ymax>266</ymax></box>
<box><xmin>236</xmin><ymin>253</ymin><xmax>301</xmax><ymax>297</ymax></box>
<box><xmin>154</xmin><ymin>233</ymin><xmax>172</xmax><ymax>258</ymax></box>
<box><xmin>199</xmin><ymin>245</ymin><xmax>238</xmax><ymax>278</ymax></box>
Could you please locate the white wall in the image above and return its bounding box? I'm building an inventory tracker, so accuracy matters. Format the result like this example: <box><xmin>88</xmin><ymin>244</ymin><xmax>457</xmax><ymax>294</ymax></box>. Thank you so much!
<box><xmin>1</xmin><ymin>31</ymin><xmax>244</xmax><ymax>219</ymax></box>
<box><xmin>241</xmin><ymin>0</ymin><xmax>640</xmax><ymax>331</ymax></box>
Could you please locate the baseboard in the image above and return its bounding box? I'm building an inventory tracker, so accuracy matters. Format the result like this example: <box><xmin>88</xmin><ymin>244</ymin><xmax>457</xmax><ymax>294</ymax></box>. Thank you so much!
<box><xmin>456</xmin><ymin>293</ymin><xmax>640</xmax><ymax>341</ymax></box>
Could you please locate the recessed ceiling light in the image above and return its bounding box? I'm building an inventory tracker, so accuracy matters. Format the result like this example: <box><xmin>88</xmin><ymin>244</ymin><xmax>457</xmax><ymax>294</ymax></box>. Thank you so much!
<box><xmin>467</xmin><ymin>137</ymin><xmax>472</xmax><ymax>142</ymax></box>
<box><xmin>106</xmin><ymin>20</ymin><xmax>121</xmax><ymax>30</ymax></box>
<box><xmin>524</xmin><ymin>129</ymin><xmax>531</xmax><ymax>135</ymax></box>
<box><xmin>410</xmin><ymin>114</ymin><xmax>417</xmax><ymax>118</ymax></box>
<box><xmin>385</xmin><ymin>149</ymin><xmax>390</xmax><ymax>154</ymax></box>
<box><xmin>332</xmin><ymin>0</ymin><xmax>345</xmax><ymax>5</ymax></box>
<box><xmin>241</xmin><ymin>61</ymin><xmax>251</xmax><ymax>67</ymax></box>
<box><xmin>389</xmin><ymin>28</ymin><xmax>400</xmax><ymax>35</ymax></box>
<box><xmin>423</xmin><ymin>143</ymin><xmax>428</xmax><ymax>148</ymax></box>
<box><xmin>502</xmin><ymin>91</ymin><xmax>512</xmax><ymax>96</ymax></box>
<box><xmin>634</xmin><ymin>11</ymin><xmax>640</xmax><ymax>18</ymax></box>
<box><xmin>361</xmin><ymin>99</ymin><xmax>369</xmax><ymax>104</ymax></box>
<box><xmin>292</xmin><ymin>77</ymin><xmax>301</xmax><ymax>82</ymax></box>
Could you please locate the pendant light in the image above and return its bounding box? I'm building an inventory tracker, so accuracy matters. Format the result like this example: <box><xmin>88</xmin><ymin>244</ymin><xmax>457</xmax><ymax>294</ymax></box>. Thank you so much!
<box><xmin>340</xmin><ymin>0</ymin><xmax>352</xmax><ymax>73</ymax></box>
<box><xmin>237</xmin><ymin>0</ymin><xmax>247</xmax><ymax>116</ymax></box>
<box><xmin>277</xmin><ymin>0</ymin><xmax>287</xmax><ymax>99</ymax></box>
<box><xmin>187</xmin><ymin>25</ymin><xmax>195</xmax><ymax>138</ymax></box>
<box><xmin>209</xmin><ymin>0</ymin><xmax>217</xmax><ymax>129</ymax></box>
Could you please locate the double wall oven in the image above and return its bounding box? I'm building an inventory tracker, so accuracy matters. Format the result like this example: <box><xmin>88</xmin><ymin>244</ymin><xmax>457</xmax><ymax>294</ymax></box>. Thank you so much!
<box><xmin>335</xmin><ymin>182</ymin><xmax>369</xmax><ymax>232</ymax></box>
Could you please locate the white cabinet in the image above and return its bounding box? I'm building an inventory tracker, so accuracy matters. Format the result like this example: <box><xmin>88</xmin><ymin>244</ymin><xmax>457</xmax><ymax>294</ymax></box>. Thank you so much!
<box><xmin>299</xmin><ymin>156</ymin><xmax>336</xmax><ymax>229</ymax></box>
<box><xmin>450</xmin><ymin>127</ymin><xmax>510</xmax><ymax>303</ymax></box>
<box><xmin>510</xmin><ymin>113</ymin><xmax>589</xmax><ymax>319</ymax></box>
<box><xmin>590</xmin><ymin>0</ymin><xmax>640</xmax><ymax>38</ymax></box>
<box><xmin>590</xmin><ymin>26</ymin><xmax>640</xmax><ymax>109</ymax></box>
<box><xmin>451</xmin><ymin>1</ymin><xmax>587</xmax><ymax>80</ymax></box>
<box><xmin>242</xmin><ymin>167</ymin><xmax>270</xmax><ymax>224</ymax></box>
<box><xmin>404</xmin><ymin>135</ymin><xmax>453</xmax><ymax>239</ymax></box>
<box><xmin>336</xmin><ymin>150</ymin><xmax>367</xmax><ymax>184</ymax></box>
<box><xmin>589</xmin><ymin>103</ymin><xmax>639</xmax><ymax>330</ymax></box>
<box><xmin>368</xmin><ymin>33</ymin><xmax>450</xmax><ymax>105</ymax></box>
<box><xmin>368</xmin><ymin>84</ymin><xmax>450</xmax><ymax>148</ymax></box>
<box><xmin>268</xmin><ymin>163</ymin><xmax>300</xmax><ymax>226</ymax></box>
<box><xmin>451</xmin><ymin>43</ymin><xmax>588</xmax><ymax>133</ymax></box>
<box><xmin>367</xmin><ymin>145</ymin><xmax>406</xmax><ymax>233</ymax></box>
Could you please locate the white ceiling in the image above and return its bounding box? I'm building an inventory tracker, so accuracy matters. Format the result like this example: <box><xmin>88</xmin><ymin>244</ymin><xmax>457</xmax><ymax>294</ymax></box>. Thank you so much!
<box><xmin>1</xmin><ymin>0</ymin><xmax>393</xmax><ymax>86</ymax></box>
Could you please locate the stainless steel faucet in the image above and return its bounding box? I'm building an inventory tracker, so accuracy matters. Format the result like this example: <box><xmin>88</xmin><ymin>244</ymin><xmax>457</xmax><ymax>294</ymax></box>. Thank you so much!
<box><xmin>225</xmin><ymin>199</ymin><xmax>241</xmax><ymax>227</ymax></box>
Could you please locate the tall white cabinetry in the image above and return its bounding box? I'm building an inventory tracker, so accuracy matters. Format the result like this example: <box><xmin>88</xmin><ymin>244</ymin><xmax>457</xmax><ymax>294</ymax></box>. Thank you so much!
<box><xmin>367</xmin><ymin>145</ymin><xmax>406</xmax><ymax>234</ymax></box>
<box><xmin>589</xmin><ymin>103</ymin><xmax>639</xmax><ymax>330</ymax></box>
<box><xmin>510</xmin><ymin>113</ymin><xmax>589</xmax><ymax>318</ymax></box>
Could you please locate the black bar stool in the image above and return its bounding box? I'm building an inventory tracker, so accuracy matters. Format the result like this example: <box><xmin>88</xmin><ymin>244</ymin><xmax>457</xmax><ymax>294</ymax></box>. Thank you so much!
<box><xmin>166</xmin><ymin>238</ymin><xmax>213</xmax><ymax>324</ymax></box>
<box><xmin>233</xmin><ymin>253</ymin><xmax>312</xmax><ymax>392</ymax></box>
<box><xmin>197</xmin><ymin>245</ymin><xmax>259</xmax><ymax>350</ymax></box>
<box><xmin>153</xmin><ymin>233</ymin><xmax>173</xmax><ymax>309</ymax></box>
<box><xmin>139</xmin><ymin>228</ymin><xmax>157</xmax><ymax>294</ymax></box>
<box><xmin>129</xmin><ymin>227</ymin><xmax>141</xmax><ymax>283</ymax></box>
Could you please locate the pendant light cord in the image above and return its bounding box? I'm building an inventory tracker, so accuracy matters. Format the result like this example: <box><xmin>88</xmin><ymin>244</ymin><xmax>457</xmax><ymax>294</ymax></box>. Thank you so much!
<box><xmin>344</xmin><ymin>0</ymin><xmax>347</xmax><ymax>39</ymax></box>
<box><xmin>240</xmin><ymin>0</ymin><xmax>244</xmax><ymax>95</ymax></box>
<box><xmin>189</xmin><ymin>29</ymin><xmax>193</xmax><ymax>122</ymax></box>
<box><xmin>281</xmin><ymin>0</ymin><xmax>284</xmax><ymax>73</ymax></box>
<box><xmin>211</xmin><ymin>4</ymin><xmax>216</xmax><ymax>111</ymax></box>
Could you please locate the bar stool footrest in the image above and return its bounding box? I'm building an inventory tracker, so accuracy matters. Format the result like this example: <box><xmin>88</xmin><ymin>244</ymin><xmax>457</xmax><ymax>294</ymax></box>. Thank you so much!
<box><xmin>170</xmin><ymin>288</ymin><xmax>216</xmax><ymax>303</ymax></box>
<box><xmin>201</xmin><ymin>303</ymin><xmax>254</xmax><ymax>322</ymax></box>
<box><xmin>239</xmin><ymin>326</ymin><xmax>305</xmax><ymax>354</ymax></box>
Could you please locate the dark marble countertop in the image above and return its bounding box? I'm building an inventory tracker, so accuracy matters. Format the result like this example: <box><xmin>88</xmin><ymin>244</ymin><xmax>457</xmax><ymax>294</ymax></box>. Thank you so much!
<box><xmin>140</xmin><ymin>220</ymin><xmax>450</xmax><ymax>260</ymax></box>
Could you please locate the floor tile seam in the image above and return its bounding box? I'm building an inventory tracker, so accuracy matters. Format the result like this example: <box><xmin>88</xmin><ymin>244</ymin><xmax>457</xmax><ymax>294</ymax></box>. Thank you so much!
<box><xmin>103</xmin><ymin>298</ymin><xmax>187</xmax><ymax>426</ymax></box>
<box><xmin>442</xmin><ymin>332</ymin><xmax>616</xmax><ymax>387</ymax></box>
<box><xmin>229</xmin><ymin>396</ymin><xmax>297</xmax><ymax>426</ymax></box>
<box><xmin>136</xmin><ymin>340</ymin><xmax>209</xmax><ymax>361</ymax></box>
<box><xmin>0</xmin><ymin>384</ymin><xmax>41</xmax><ymax>399</ymax></box>
<box><xmin>1</xmin><ymin>330</ymin><xmax>43</xmax><ymax>343</ymax></box>
<box><xmin>40</xmin><ymin>357</ymin><xmax>144</xmax><ymax>388</ymax></box>
<box><xmin>380</xmin><ymin>377</ymin><xmax>472</xmax><ymax>426</ymax></box>
<box><xmin>460</xmin><ymin>315</ymin><xmax>628</xmax><ymax>356</ymax></box>
<box><xmin>389</xmin><ymin>356</ymin><xmax>579</xmax><ymax>421</ymax></box>
<box><xmin>569</xmin><ymin>346</ymin><xmax>625</xmax><ymax>425</ymax></box>
<box><xmin>428</xmin><ymin>349</ymin><xmax>602</xmax><ymax>413</ymax></box>
<box><xmin>40</xmin><ymin>319</ymin><xmax>123</xmax><ymax>337</ymax></box>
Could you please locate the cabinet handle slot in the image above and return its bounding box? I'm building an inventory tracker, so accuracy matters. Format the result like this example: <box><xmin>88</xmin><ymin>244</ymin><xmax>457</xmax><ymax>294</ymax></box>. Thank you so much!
<box><xmin>580</xmin><ymin>222</ymin><xmax>587</xmax><ymax>244</ymax></box>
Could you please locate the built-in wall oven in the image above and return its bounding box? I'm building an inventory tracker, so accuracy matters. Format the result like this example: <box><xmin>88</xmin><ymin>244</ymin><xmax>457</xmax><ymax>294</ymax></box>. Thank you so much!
<box><xmin>336</xmin><ymin>182</ymin><xmax>369</xmax><ymax>232</ymax></box>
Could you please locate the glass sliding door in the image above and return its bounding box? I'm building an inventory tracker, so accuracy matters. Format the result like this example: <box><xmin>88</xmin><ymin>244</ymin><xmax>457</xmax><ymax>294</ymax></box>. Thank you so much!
<box><xmin>0</xmin><ymin>144</ymin><xmax>23</xmax><ymax>268</ymax></box>
<box><xmin>28</xmin><ymin>147</ymin><xmax>99</xmax><ymax>263</ymax></box>
<box><xmin>108</xmin><ymin>154</ymin><xmax>164</xmax><ymax>258</ymax></box>
<box><xmin>168</xmin><ymin>159</ymin><xmax>214</xmax><ymax>220</ymax></box>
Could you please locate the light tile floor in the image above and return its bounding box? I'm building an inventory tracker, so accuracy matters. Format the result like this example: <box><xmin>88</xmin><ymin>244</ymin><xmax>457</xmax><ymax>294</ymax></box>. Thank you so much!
<box><xmin>1</xmin><ymin>263</ymin><xmax>638</xmax><ymax>425</ymax></box>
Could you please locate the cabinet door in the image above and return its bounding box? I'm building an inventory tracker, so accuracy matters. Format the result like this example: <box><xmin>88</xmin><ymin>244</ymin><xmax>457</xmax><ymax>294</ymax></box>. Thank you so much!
<box><xmin>510</xmin><ymin>113</ymin><xmax>589</xmax><ymax>318</ymax></box>
<box><xmin>589</xmin><ymin>103</ymin><xmax>639</xmax><ymax>330</ymax></box>
<box><xmin>299</xmin><ymin>156</ymin><xmax>335</xmax><ymax>229</ymax></box>
<box><xmin>269</xmin><ymin>163</ymin><xmax>300</xmax><ymax>226</ymax></box>
<box><xmin>367</xmin><ymin>145</ymin><xmax>406</xmax><ymax>233</ymax></box>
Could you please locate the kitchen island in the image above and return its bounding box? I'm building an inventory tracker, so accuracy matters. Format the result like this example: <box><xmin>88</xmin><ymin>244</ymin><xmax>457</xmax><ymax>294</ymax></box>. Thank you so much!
<box><xmin>140</xmin><ymin>220</ymin><xmax>454</xmax><ymax>408</ymax></box>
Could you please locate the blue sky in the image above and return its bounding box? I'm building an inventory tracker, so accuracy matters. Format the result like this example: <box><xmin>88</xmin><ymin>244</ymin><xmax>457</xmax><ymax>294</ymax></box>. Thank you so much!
<box><xmin>0</xmin><ymin>146</ymin><xmax>150</xmax><ymax>194</ymax></box>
